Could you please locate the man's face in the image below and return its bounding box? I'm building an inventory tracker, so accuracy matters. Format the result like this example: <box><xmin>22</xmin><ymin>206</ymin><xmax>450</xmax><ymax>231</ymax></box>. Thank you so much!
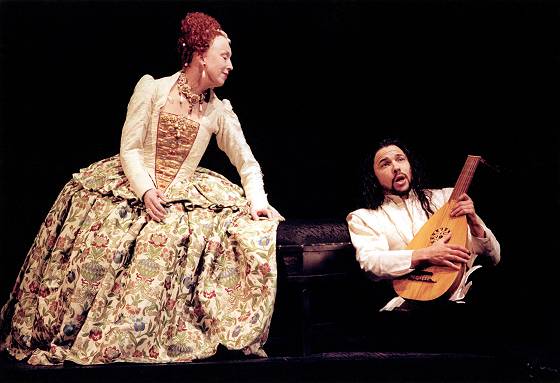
<box><xmin>373</xmin><ymin>145</ymin><xmax>412</xmax><ymax>195</ymax></box>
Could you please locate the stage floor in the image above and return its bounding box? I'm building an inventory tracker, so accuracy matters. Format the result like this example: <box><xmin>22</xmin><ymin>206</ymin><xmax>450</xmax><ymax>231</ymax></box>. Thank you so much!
<box><xmin>2</xmin><ymin>349</ymin><xmax>559</xmax><ymax>383</ymax></box>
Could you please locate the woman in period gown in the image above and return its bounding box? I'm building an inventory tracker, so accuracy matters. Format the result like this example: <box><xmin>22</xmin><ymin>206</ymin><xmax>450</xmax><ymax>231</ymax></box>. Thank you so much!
<box><xmin>0</xmin><ymin>12</ymin><xmax>282</xmax><ymax>365</ymax></box>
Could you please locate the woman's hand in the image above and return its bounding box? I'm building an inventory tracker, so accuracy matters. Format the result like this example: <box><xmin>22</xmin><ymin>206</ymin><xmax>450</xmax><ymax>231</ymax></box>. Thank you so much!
<box><xmin>411</xmin><ymin>233</ymin><xmax>471</xmax><ymax>270</ymax></box>
<box><xmin>250</xmin><ymin>205</ymin><xmax>285</xmax><ymax>221</ymax></box>
<box><xmin>450</xmin><ymin>193</ymin><xmax>486</xmax><ymax>238</ymax></box>
<box><xmin>143</xmin><ymin>188</ymin><xmax>168</xmax><ymax>222</ymax></box>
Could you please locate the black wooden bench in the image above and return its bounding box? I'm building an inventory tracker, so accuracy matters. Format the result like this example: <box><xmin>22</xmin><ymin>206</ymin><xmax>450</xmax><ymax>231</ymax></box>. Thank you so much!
<box><xmin>269</xmin><ymin>219</ymin><xmax>361</xmax><ymax>356</ymax></box>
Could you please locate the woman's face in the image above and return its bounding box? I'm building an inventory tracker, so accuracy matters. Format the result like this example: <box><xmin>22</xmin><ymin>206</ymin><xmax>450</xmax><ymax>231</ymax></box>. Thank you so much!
<box><xmin>202</xmin><ymin>35</ymin><xmax>233</xmax><ymax>88</ymax></box>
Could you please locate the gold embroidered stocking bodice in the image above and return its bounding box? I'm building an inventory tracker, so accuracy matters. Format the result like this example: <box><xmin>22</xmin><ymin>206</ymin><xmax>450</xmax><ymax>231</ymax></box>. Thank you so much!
<box><xmin>155</xmin><ymin>111</ymin><xmax>199</xmax><ymax>191</ymax></box>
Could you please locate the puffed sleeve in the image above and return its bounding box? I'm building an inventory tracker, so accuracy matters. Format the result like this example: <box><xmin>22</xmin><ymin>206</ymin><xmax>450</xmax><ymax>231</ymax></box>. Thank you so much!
<box><xmin>119</xmin><ymin>75</ymin><xmax>156</xmax><ymax>200</ymax></box>
<box><xmin>347</xmin><ymin>211</ymin><xmax>414</xmax><ymax>280</ymax></box>
<box><xmin>215</xmin><ymin>99</ymin><xmax>268</xmax><ymax>209</ymax></box>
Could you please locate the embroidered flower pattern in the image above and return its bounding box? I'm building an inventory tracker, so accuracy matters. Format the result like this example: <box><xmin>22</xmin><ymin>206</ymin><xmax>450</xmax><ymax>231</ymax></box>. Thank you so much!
<box><xmin>1</xmin><ymin>156</ymin><xmax>278</xmax><ymax>364</ymax></box>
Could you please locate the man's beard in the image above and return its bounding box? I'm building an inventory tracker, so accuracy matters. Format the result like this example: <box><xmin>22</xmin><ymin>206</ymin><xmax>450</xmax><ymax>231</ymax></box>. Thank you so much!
<box><xmin>390</xmin><ymin>186</ymin><xmax>411</xmax><ymax>197</ymax></box>
<box><xmin>389</xmin><ymin>174</ymin><xmax>412</xmax><ymax>197</ymax></box>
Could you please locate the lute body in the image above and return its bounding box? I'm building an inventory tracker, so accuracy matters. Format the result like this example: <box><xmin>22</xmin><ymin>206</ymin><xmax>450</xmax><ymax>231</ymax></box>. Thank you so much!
<box><xmin>392</xmin><ymin>155</ymin><xmax>481</xmax><ymax>301</ymax></box>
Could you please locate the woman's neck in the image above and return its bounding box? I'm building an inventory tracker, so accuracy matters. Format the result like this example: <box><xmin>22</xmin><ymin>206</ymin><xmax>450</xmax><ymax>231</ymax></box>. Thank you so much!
<box><xmin>183</xmin><ymin>66</ymin><xmax>207</xmax><ymax>94</ymax></box>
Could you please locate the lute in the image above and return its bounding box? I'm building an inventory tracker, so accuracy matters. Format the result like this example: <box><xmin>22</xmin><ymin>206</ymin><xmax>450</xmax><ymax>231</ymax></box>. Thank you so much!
<box><xmin>392</xmin><ymin>155</ymin><xmax>482</xmax><ymax>301</ymax></box>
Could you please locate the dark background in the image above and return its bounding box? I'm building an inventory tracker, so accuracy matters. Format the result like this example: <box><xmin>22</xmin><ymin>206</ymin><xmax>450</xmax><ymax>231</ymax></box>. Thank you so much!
<box><xmin>0</xmin><ymin>0</ymin><xmax>558</xmax><ymax>357</ymax></box>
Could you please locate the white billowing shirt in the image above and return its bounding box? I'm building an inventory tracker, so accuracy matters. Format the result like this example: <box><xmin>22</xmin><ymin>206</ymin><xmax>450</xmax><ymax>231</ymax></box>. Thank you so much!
<box><xmin>346</xmin><ymin>188</ymin><xmax>500</xmax><ymax>310</ymax></box>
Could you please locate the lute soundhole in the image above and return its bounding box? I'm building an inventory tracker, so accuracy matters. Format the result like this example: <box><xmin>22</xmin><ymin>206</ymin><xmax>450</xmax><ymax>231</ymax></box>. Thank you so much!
<box><xmin>429</xmin><ymin>227</ymin><xmax>451</xmax><ymax>244</ymax></box>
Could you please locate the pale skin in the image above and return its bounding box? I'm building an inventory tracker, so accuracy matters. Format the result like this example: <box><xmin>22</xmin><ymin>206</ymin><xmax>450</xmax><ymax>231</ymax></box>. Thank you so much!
<box><xmin>144</xmin><ymin>33</ymin><xmax>280</xmax><ymax>222</ymax></box>
<box><xmin>373</xmin><ymin>145</ymin><xmax>486</xmax><ymax>270</ymax></box>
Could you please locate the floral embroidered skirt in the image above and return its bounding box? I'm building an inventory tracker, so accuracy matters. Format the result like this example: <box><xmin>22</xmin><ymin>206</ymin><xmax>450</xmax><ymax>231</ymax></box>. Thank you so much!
<box><xmin>0</xmin><ymin>156</ymin><xmax>278</xmax><ymax>365</ymax></box>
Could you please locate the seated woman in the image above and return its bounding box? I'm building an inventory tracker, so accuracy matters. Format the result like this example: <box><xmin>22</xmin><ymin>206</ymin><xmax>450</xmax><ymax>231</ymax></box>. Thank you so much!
<box><xmin>0</xmin><ymin>11</ymin><xmax>282</xmax><ymax>365</ymax></box>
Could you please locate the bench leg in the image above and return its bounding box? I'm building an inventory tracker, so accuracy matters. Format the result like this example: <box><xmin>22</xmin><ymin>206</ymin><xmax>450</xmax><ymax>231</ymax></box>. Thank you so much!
<box><xmin>302</xmin><ymin>287</ymin><xmax>312</xmax><ymax>356</ymax></box>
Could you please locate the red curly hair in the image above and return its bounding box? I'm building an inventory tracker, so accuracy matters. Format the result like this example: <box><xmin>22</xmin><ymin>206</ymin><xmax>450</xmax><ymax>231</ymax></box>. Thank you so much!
<box><xmin>177</xmin><ymin>12</ymin><xmax>223</xmax><ymax>67</ymax></box>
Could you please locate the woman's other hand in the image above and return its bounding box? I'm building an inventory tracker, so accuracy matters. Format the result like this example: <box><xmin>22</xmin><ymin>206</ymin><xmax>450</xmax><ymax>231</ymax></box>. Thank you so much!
<box><xmin>250</xmin><ymin>205</ymin><xmax>285</xmax><ymax>221</ymax></box>
<box><xmin>143</xmin><ymin>188</ymin><xmax>168</xmax><ymax>222</ymax></box>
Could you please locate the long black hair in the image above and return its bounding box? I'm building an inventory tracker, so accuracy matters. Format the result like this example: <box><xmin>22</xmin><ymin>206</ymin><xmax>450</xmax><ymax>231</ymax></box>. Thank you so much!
<box><xmin>360</xmin><ymin>137</ymin><xmax>434</xmax><ymax>218</ymax></box>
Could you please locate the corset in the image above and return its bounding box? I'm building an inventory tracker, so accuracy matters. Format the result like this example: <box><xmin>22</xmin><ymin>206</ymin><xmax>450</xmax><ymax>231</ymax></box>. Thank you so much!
<box><xmin>155</xmin><ymin>111</ymin><xmax>200</xmax><ymax>191</ymax></box>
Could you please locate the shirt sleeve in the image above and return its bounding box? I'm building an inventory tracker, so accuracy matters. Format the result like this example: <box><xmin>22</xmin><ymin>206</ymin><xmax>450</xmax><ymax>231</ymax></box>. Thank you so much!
<box><xmin>469</xmin><ymin>215</ymin><xmax>501</xmax><ymax>265</ymax></box>
<box><xmin>119</xmin><ymin>74</ymin><xmax>156</xmax><ymax>200</ymax></box>
<box><xmin>347</xmin><ymin>211</ymin><xmax>415</xmax><ymax>280</ymax></box>
<box><xmin>215</xmin><ymin>99</ymin><xmax>268</xmax><ymax>209</ymax></box>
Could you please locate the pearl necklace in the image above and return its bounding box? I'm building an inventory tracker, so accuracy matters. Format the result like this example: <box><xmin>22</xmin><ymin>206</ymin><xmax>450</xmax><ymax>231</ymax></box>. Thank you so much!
<box><xmin>177</xmin><ymin>72</ymin><xmax>205</xmax><ymax>115</ymax></box>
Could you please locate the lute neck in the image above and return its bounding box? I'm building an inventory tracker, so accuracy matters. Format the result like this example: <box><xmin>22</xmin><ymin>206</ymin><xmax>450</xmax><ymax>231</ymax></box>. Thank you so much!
<box><xmin>449</xmin><ymin>155</ymin><xmax>482</xmax><ymax>201</ymax></box>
